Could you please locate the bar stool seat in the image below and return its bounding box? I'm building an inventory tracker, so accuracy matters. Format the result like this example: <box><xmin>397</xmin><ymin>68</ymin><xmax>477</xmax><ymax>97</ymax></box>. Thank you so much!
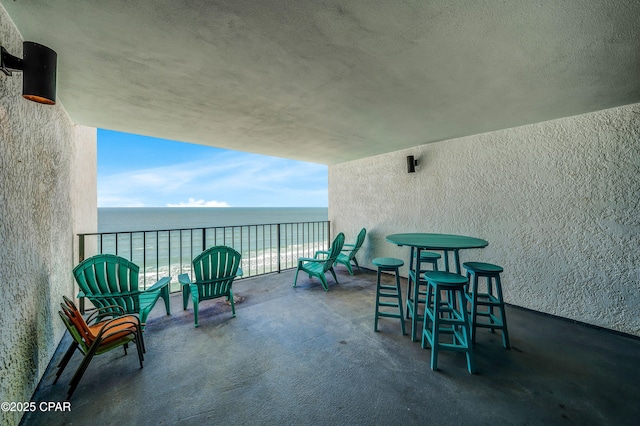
<box><xmin>416</xmin><ymin>251</ymin><xmax>441</xmax><ymax>264</ymax></box>
<box><xmin>422</xmin><ymin>271</ymin><xmax>474</xmax><ymax>374</ymax></box>
<box><xmin>373</xmin><ymin>258</ymin><xmax>406</xmax><ymax>335</ymax></box>
<box><xmin>463</xmin><ymin>262</ymin><xmax>510</xmax><ymax>349</ymax></box>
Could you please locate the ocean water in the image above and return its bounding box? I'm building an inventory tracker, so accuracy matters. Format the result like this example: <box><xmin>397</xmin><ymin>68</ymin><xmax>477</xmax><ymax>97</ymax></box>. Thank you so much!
<box><xmin>99</xmin><ymin>207</ymin><xmax>328</xmax><ymax>233</ymax></box>
<box><xmin>93</xmin><ymin>207</ymin><xmax>329</xmax><ymax>289</ymax></box>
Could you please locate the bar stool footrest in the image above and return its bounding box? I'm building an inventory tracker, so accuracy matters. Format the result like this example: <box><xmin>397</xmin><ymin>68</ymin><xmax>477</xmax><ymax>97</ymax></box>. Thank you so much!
<box><xmin>377</xmin><ymin>312</ymin><xmax>402</xmax><ymax>319</ymax></box>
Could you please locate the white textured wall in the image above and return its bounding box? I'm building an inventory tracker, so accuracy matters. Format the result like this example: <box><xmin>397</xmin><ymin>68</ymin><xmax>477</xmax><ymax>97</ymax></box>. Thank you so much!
<box><xmin>72</xmin><ymin>125</ymin><xmax>98</xmax><ymax>263</ymax></box>
<box><xmin>0</xmin><ymin>6</ymin><xmax>97</xmax><ymax>426</ymax></box>
<box><xmin>329</xmin><ymin>103</ymin><xmax>640</xmax><ymax>337</ymax></box>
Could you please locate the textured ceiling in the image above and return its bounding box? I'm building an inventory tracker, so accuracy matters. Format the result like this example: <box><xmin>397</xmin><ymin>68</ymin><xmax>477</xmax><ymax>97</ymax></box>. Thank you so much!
<box><xmin>2</xmin><ymin>1</ymin><xmax>640</xmax><ymax>164</ymax></box>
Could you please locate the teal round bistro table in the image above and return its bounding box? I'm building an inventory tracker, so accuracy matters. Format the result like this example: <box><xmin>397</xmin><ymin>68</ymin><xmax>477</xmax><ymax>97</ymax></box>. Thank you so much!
<box><xmin>386</xmin><ymin>233</ymin><xmax>489</xmax><ymax>341</ymax></box>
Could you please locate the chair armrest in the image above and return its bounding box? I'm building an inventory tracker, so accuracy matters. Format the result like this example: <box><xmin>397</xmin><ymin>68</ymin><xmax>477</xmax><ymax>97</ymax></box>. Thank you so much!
<box><xmin>86</xmin><ymin>304</ymin><xmax>126</xmax><ymax>324</ymax></box>
<box><xmin>314</xmin><ymin>250</ymin><xmax>330</xmax><ymax>259</ymax></box>
<box><xmin>299</xmin><ymin>257</ymin><xmax>325</xmax><ymax>263</ymax></box>
<box><xmin>178</xmin><ymin>273</ymin><xmax>193</xmax><ymax>286</ymax></box>
<box><xmin>342</xmin><ymin>244</ymin><xmax>355</xmax><ymax>249</ymax></box>
<box><xmin>92</xmin><ymin>315</ymin><xmax>142</xmax><ymax>342</ymax></box>
<box><xmin>179</xmin><ymin>270</ymin><xmax>242</xmax><ymax>286</ymax></box>
<box><xmin>146</xmin><ymin>276</ymin><xmax>171</xmax><ymax>293</ymax></box>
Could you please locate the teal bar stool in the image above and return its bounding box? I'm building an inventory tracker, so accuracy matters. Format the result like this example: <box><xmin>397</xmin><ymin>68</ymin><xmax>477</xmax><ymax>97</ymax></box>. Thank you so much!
<box><xmin>406</xmin><ymin>251</ymin><xmax>441</xmax><ymax>321</ymax></box>
<box><xmin>373</xmin><ymin>258</ymin><xmax>406</xmax><ymax>335</ymax></box>
<box><xmin>422</xmin><ymin>271</ymin><xmax>475</xmax><ymax>374</ymax></box>
<box><xmin>463</xmin><ymin>262</ymin><xmax>510</xmax><ymax>349</ymax></box>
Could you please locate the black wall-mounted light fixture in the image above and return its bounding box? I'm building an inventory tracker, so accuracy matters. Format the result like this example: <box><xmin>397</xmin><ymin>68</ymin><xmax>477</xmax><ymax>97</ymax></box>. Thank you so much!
<box><xmin>407</xmin><ymin>155</ymin><xmax>418</xmax><ymax>173</ymax></box>
<box><xmin>1</xmin><ymin>41</ymin><xmax>57</xmax><ymax>105</ymax></box>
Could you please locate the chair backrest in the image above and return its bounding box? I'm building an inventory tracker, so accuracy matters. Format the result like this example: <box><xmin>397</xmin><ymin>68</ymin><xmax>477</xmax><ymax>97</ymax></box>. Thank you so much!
<box><xmin>59</xmin><ymin>307</ymin><xmax>91</xmax><ymax>351</ymax></box>
<box><xmin>60</xmin><ymin>295</ymin><xmax>137</xmax><ymax>346</ymax></box>
<box><xmin>73</xmin><ymin>254</ymin><xmax>141</xmax><ymax>313</ymax></box>
<box><xmin>346</xmin><ymin>228</ymin><xmax>366</xmax><ymax>260</ymax></box>
<box><xmin>60</xmin><ymin>302</ymin><xmax>95</xmax><ymax>347</ymax></box>
<box><xmin>323</xmin><ymin>233</ymin><xmax>345</xmax><ymax>273</ymax></box>
<box><xmin>192</xmin><ymin>246</ymin><xmax>242</xmax><ymax>297</ymax></box>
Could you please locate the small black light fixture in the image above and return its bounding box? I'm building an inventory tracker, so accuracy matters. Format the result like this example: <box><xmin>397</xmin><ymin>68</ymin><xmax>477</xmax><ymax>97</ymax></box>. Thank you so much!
<box><xmin>1</xmin><ymin>41</ymin><xmax>57</xmax><ymax>105</ymax></box>
<box><xmin>407</xmin><ymin>155</ymin><xmax>418</xmax><ymax>173</ymax></box>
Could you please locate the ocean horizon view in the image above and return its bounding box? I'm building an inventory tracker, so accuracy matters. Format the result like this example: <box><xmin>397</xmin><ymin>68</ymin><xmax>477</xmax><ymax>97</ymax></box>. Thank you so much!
<box><xmin>98</xmin><ymin>206</ymin><xmax>329</xmax><ymax>233</ymax></box>
<box><xmin>94</xmin><ymin>207</ymin><xmax>330</xmax><ymax>288</ymax></box>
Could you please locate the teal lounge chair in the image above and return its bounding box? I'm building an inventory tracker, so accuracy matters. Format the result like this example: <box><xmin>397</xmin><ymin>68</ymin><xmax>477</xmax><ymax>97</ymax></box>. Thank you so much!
<box><xmin>293</xmin><ymin>233</ymin><xmax>345</xmax><ymax>291</ymax></box>
<box><xmin>73</xmin><ymin>254</ymin><xmax>171</xmax><ymax>327</ymax></box>
<box><xmin>315</xmin><ymin>228</ymin><xmax>366</xmax><ymax>275</ymax></box>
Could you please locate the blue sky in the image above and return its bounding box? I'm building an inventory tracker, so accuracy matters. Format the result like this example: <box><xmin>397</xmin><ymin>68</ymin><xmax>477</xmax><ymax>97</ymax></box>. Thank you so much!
<box><xmin>97</xmin><ymin>129</ymin><xmax>328</xmax><ymax>207</ymax></box>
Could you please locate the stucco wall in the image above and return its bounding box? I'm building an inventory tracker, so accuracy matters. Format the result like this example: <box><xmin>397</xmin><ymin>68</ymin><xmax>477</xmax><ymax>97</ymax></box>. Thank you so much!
<box><xmin>71</xmin><ymin>125</ymin><xmax>98</xmax><ymax>262</ymax></box>
<box><xmin>0</xmin><ymin>6</ymin><xmax>97</xmax><ymax>426</ymax></box>
<box><xmin>329</xmin><ymin>103</ymin><xmax>640</xmax><ymax>337</ymax></box>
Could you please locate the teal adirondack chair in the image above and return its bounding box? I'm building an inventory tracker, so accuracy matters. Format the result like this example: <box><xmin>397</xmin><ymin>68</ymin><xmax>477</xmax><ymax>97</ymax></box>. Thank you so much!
<box><xmin>293</xmin><ymin>233</ymin><xmax>345</xmax><ymax>291</ymax></box>
<box><xmin>178</xmin><ymin>246</ymin><xmax>243</xmax><ymax>328</ymax></box>
<box><xmin>73</xmin><ymin>254</ymin><xmax>171</xmax><ymax>326</ymax></box>
<box><xmin>315</xmin><ymin>228</ymin><xmax>366</xmax><ymax>275</ymax></box>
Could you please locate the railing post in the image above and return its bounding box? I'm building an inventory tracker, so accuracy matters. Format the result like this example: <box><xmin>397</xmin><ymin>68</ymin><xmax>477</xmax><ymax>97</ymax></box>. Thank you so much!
<box><xmin>78</xmin><ymin>234</ymin><xmax>85</xmax><ymax>263</ymax></box>
<box><xmin>156</xmin><ymin>231</ymin><xmax>160</xmax><ymax>282</ymax></box>
<box><xmin>202</xmin><ymin>228</ymin><xmax>206</xmax><ymax>252</ymax></box>
<box><xmin>277</xmin><ymin>224</ymin><xmax>281</xmax><ymax>273</ymax></box>
<box><xmin>78</xmin><ymin>234</ymin><xmax>85</xmax><ymax>313</ymax></box>
<box><xmin>143</xmin><ymin>232</ymin><xmax>147</xmax><ymax>290</ymax></box>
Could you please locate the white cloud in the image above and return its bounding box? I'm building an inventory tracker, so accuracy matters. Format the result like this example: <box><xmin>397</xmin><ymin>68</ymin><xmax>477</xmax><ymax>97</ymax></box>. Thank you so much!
<box><xmin>166</xmin><ymin>198</ymin><xmax>230</xmax><ymax>207</ymax></box>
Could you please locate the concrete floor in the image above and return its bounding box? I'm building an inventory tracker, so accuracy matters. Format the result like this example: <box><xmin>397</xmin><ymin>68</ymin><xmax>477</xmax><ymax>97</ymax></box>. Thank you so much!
<box><xmin>22</xmin><ymin>268</ymin><xmax>640</xmax><ymax>425</ymax></box>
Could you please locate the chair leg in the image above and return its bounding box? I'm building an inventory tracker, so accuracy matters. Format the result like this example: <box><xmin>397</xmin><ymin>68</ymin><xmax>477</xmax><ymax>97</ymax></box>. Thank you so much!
<box><xmin>140</xmin><ymin>321</ymin><xmax>146</xmax><ymax>353</ymax></box>
<box><xmin>54</xmin><ymin>341</ymin><xmax>79</xmax><ymax>384</ymax></box>
<box><xmin>374</xmin><ymin>268</ymin><xmax>381</xmax><ymax>332</ymax></box>
<box><xmin>470</xmin><ymin>273</ymin><xmax>479</xmax><ymax>344</ymax></box>
<box><xmin>396</xmin><ymin>272</ymin><xmax>406</xmax><ymax>336</ymax></box>
<box><xmin>293</xmin><ymin>268</ymin><xmax>300</xmax><ymax>287</ymax></box>
<box><xmin>229</xmin><ymin>290</ymin><xmax>236</xmax><ymax>317</ymax></box>
<box><xmin>430</xmin><ymin>289</ymin><xmax>441</xmax><ymax>371</ymax></box>
<box><xmin>353</xmin><ymin>258</ymin><xmax>361</xmax><ymax>271</ymax></box>
<box><xmin>344</xmin><ymin>260</ymin><xmax>354</xmax><ymax>275</ymax></box>
<box><xmin>193</xmin><ymin>298</ymin><xmax>200</xmax><ymax>328</ymax></box>
<box><xmin>134</xmin><ymin>333</ymin><xmax>144</xmax><ymax>368</ymax></box>
<box><xmin>495</xmin><ymin>274</ymin><xmax>511</xmax><ymax>349</ymax></box>
<box><xmin>138</xmin><ymin>310</ymin><xmax>150</xmax><ymax>329</ymax></box>
<box><xmin>329</xmin><ymin>267</ymin><xmax>339</xmax><ymax>284</ymax></box>
<box><xmin>67</xmin><ymin>342</ymin><xmax>100</xmax><ymax>399</ymax></box>
<box><xmin>457</xmin><ymin>291</ymin><xmax>475</xmax><ymax>374</ymax></box>
<box><xmin>183</xmin><ymin>285</ymin><xmax>191</xmax><ymax>310</ymax></box>
<box><xmin>421</xmin><ymin>281</ymin><xmax>434</xmax><ymax>350</ymax></box>
<box><xmin>488</xmin><ymin>276</ymin><xmax>496</xmax><ymax>332</ymax></box>
<box><xmin>406</xmin><ymin>275</ymin><xmax>413</xmax><ymax>320</ymax></box>
<box><xmin>160</xmin><ymin>286</ymin><xmax>171</xmax><ymax>315</ymax></box>
<box><xmin>135</xmin><ymin>324</ymin><xmax>146</xmax><ymax>355</ymax></box>
<box><xmin>319</xmin><ymin>274</ymin><xmax>329</xmax><ymax>291</ymax></box>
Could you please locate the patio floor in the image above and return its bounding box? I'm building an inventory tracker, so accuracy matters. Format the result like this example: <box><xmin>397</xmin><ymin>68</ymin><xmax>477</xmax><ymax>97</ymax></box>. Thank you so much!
<box><xmin>23</xmin><ymin>267</ymin><xmax>640</xmax><ymax>425</ymax></box>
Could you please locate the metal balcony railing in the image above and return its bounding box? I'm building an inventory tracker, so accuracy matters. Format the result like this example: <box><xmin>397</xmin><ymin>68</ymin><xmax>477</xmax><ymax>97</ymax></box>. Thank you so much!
<box><xmin>78</xmin><ymin>221</ymin><xmax>330</xmax><ymax>292</ymax></box>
